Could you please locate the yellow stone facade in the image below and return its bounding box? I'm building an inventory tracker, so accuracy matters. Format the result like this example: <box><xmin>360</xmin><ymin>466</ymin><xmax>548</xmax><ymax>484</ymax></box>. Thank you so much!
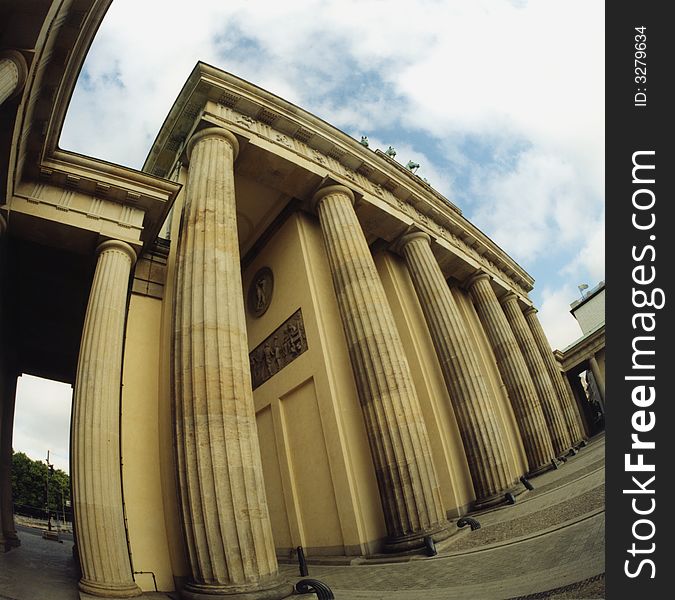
<box><xmin>0</xmin><ymin>2</ymin><xmax>595</xmax><ymax>598</ymax></box>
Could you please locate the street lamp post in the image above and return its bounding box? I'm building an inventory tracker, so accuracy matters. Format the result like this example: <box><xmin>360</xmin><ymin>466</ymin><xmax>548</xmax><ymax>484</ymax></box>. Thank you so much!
<box><xmin>60</xmin><ymin>486</ymin><xmax>66</xmax><ymax>531</ymax></box>
<box><xmin>45</xmin><ymin>450</ymin><xmax>53</xmax><ymax>532</ymax></box>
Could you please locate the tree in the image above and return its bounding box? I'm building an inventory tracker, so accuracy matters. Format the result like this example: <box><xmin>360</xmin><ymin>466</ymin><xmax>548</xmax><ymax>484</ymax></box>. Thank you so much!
<box><xmin>11</xmin><ymin>450</ymin><xmax>70</xmax><ymax>514</ymax></box>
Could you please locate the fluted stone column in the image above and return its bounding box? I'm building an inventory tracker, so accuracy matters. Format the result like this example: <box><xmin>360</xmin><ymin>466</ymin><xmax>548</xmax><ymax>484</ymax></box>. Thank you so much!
<box><xmin>314</xmin><ymin>187</ymin><xmax>450</xmax><ymax>550</ymax></box>
<box><xmin>71</xmin><ymin>239</ymin><xmax>141</xmax><ymax>598</ymax></box>
<box><xmin>0</xmin><ymin>51</ymin><xmax>28</xmax><ymax>106</ymax></box>
<box><xmin>588</xmin><ymin>355</ymin><xmax>606</xmax><ymax>407</ymax></box>
<box><xmin>173</xmin><ymin>127</ymin><xmax>290</xmax><ymax>599</ymax></box>
<box><xmin>0</xmin><ymin>373</ymin><xmax>20</xmax><ymax>550</ymax></box>
<box><xmin>0</xmin><ymin>218</ymin><xmax>18</xmax><ymax>551</ymax></box>
<box><xmin>563</xmin><ymin>374</ymin><xmax>590</xmax><ymax>438</ymax></box>
<box><xmin>466</xmin><ymin>273</ymin><xmax>554</xmax><ymax>476</ymax></box>
<box><xmin>501</xmin><ymin>294</ymin><xmax>572</xmax><ymax>455</ymax></box>
<box><xmin>398</xmin><ymin>233</ymin><xmax>514</xmax><ymax>508</ymax></box>
<box><xmin>523</xmin><ymin>307</ymin><xmax>586</xmax><ymax>444</ymax></box>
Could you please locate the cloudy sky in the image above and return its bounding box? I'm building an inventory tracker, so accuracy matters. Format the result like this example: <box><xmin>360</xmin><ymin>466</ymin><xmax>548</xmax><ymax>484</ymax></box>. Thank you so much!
<box><xmin>14</xmin><ymin>375</ymin><xmax>72</xmax><ymax>472</ymax></box>
<box><xmin>15</xmin><ymin>0</ymin><xmax>604</xmax><ymax>469</ymax></box>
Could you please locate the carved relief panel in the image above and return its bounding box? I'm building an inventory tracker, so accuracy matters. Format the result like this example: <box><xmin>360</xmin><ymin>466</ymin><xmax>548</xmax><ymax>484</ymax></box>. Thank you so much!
<box><xmin>249</xmin><ymin>309</ymin><xmax>308</xmax><ymax>389</ymax></box>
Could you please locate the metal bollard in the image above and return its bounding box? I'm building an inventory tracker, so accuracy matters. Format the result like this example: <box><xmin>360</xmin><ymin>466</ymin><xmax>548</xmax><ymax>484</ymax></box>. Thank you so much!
<box><xmin>296</xmin><ymin>546</ymin><xmax>309</xmax><ymax>577</ymax></box>
<box><xmin>424</xmin><ymin>535</ymin><xmax>437</xmax><ymax>557</ymax></box>
<box><xmin>520</xmin><ymin>475</ymin><xmax>534</xmax><ymax>491</ymax></box>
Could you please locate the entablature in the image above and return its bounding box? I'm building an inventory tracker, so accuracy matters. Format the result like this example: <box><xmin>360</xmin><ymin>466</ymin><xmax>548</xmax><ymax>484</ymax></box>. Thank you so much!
<box><xmin>555</xmin><ymin>324</ymin><xmax>606</xmax><ymax>373</ymax></box>
<box><xmin>144</xmin><ymin>62</ymin><xmax>535</xmax><ymax>298</ymax></box>
<box><xmin>4</xmin><ymin>0</ymin><xmax>181</xmax><ymax>255</ymax></box>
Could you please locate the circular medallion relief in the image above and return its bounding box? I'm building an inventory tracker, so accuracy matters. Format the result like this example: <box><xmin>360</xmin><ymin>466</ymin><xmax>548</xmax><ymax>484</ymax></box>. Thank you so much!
<box><xmin>247</xmin><ymin>267</ymin><xmax>274</xmax><ymax>318</ymax></box>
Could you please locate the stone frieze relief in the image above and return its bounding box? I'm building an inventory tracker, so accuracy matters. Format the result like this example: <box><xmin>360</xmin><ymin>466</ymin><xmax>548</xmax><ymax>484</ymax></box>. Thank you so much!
<box><xmin>209</xmin><ymin>103</ymin><xmax>529</xmax><ymax>295</ymax></box>
<box><xmin>249</xmin><ymin>309</ymin><xmax>308</xmax><ymax>389</ymax></box>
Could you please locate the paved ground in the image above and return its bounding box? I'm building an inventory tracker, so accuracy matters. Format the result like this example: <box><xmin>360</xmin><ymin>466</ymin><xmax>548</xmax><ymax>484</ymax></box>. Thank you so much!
<box><xmin>0</xmin><ymin>525</ymin><xmax>80</xmax><ymax>600</ymax></box>
<box><xmin>0</xmin><ymin>434</ymin><xmax>605</xmax><ymax>600</ymax></box>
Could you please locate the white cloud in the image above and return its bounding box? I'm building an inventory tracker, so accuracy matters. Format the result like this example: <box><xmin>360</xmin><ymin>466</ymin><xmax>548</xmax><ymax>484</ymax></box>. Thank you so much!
<box><xmin>537</xmin><ymin>285</ymin><xmax>585</xmax><ymax>351</ymax></box>
<box><xmin>59</xmin><ymin>0</ymin><xmax>604</xmax><ymax>342</ymax></box>
<box><xmin>62</xmin><ymin>1</ymin><xmax>604</xmax><ymax>174</ymax></box>
<box><xmin>563</xmin><ymin>213</ymin><xmax>605</xmax><ymax>282</ymax></box>
<box><xmin>469</xmin><ymin>146</ymin><xmax>603</xmax><ymax>264</ymax></box>
<box><xmin>13</xmin><ymin>375</ymin><xmax>73</xmax><ymax>473</ymax></box>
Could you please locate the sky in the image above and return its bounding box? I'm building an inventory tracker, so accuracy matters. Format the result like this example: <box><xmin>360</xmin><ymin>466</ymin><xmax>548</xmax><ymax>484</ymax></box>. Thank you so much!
<box><xmin>13</xmin><ymin>375</ymin><xmax>72</xmax><ymax>473</ymax></box>
<box><xmin>14</xmin><ymin>0</ymin><xmax>604</xmax><ymax>469</ymax></box>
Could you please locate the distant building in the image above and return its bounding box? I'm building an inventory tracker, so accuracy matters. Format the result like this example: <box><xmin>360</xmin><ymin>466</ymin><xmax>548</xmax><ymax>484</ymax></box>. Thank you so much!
<box><xmin>1</xmin><ymin>2</ymin><xmax>589</xmax><ymax>598</ymax></box>
<box><xmin>570</xmin><ymin>281</ymin><xmax>605</xmax><ymax>334</ymax></box>
<box><xmin>554</xmin><ymin>281</ymin><xmax>606</xmax><ymax>438</ymax></box>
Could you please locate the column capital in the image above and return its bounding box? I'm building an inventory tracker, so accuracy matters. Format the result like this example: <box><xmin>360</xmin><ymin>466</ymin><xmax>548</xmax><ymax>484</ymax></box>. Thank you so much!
<box><xmin>499</xmin><ymin>291</ymin><xmax>519</xmax><ymax>306</ymax></box>
<box><xmin>97</xmin><ymin>239</ymin><xmax>137</xmax><ymax>266</ymax></box>
<box><xmin>311</xmin><ymin>184</ymin><xmax>355</xmax><ymax>211</ymax></box>
<box><xmin>187</xmin><ymin>126</ymin><xmax>239</xmax><ymax>161</ymax></box>
<box><xmin>0</xmin><ymin>50</ymin><xmax>28</xmax><ymax>100</ymax></box>
<box><xmin>464</xmin><ymin>270</ymin><xmax>491</xmax><ymax>290</ymax></box>
<box><xmin>396</xmin><ymin>231</ymin><xmax>431</xmax><ymax>253</ymax></box>
<box><xmin>523</xmin><ymin>306</ymin><xmax>538</xmax><ymax>317</ymax></box>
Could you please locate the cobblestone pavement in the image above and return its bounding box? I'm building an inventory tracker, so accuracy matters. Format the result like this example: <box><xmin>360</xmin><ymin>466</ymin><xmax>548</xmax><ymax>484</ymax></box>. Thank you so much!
<box><xmin>281</xmin><ymin>435</ymin><xmax>606</xmax><ymax>599</ymax></box>
<box><xmin>445</xmin><ymin>484</ymin><xmax>603</xmax><ymax>552</ymax></box>
<box><xmin>281</xmin><ymin>511</ymin><xmax>604</xmax><ymax>599</ymax></box>
<box><xmin>0</xmin><ymin>525</ymin><xmax>79</xmax><ymax>600</ymax></box>
<box><xmin>1</xmin><ymin>435</ymin><xmax>605</xmax><ymax>600</ymax></box>
<box><xmin>507</xmin><ymin>574</ymin><xmax>605</xmax><ymax>600</ymax></box>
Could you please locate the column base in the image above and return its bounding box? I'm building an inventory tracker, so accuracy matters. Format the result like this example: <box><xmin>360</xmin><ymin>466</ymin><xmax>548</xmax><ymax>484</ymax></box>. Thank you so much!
<box><xmin>472</xmin><ymin>490</ymin><xmax>507</xmax><ymax>511</ymax></box>
<box><xmin>381</xmin><ymin>521</ymin><xmax>454</xmax><ymax>553</ymax></box>
<box><xmin>79</xmin><ymin>578</ymin><xmax>142</xmax><ymax>598</ymax></box>
<box><xmin>472</xmin><ymin>483</ymin><xmax>522</xmax><ymax>511</ymax></box>
<box><xmin>182</xmin><ymin>578</ymin><xmax>293</xmax><ymax>600</ymax></box>
<box><xmin>2</xmin><ymin>532</ymin><xmax>20</xmax><ymax>548</ymax></box>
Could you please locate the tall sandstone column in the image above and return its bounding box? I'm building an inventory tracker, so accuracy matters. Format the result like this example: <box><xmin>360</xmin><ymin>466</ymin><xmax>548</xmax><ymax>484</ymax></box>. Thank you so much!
<box><xmin>72</xmin><ymin>239</ymin><xmax>141</xmax><ymax>598</ymax></box>
<box><xmin>0</xmin><ymin>374</ymin><xmax>20</xmax><ymax>550</ymax></box>
<box><xmin>0</xmin><ymin>50</ymin><xmax>27</xmax><ymax>106</ymax></box>
<box><xmin>523</xmin><ymin>307</ymin><xmax>586</xmax><ymax>444</ymax></box>
<box><xmin>501</xmin><ymin>293</ymin><xmax>572</xmax><ymax>455</ymax></box>
<box><xmin>563</xmin><ymin>375</ymin><xmax>590</xmax><ymax>438</ymax></box>
<box><xmin>588</xmin><ymin>355</ymin><xmax>606</xmax><ymax>406</ymax></box>
<box><xmin>173</xmin><ymin>127</ymin><xmax>290</xmax><ymax>599</ymax></box>
<box><xmin>314</xmin><ymin>186</ymin><xmax>450</xmax><ymax>550</ymax></box>
<box><xmin>466</xmin><ymin>273</ymin><xmax>554</xmax><ymax>475</ymax></box>
<box><xmin>0</xmin><ymin>216</ymin><xmax>20</xmax><ymax>550</ymax></box>
<box><xmin>398</xmin><ymin>233</ymin><xmax>514</xmax><ymax>508</ymax></box>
